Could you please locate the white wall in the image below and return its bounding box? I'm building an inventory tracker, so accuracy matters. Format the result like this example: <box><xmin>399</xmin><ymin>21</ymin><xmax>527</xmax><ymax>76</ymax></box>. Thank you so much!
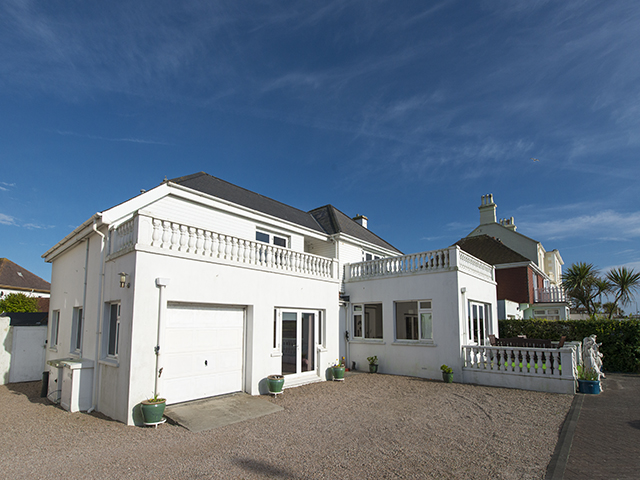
<box><xmin>0</xmin><ymin>316</ymin><xmax>11</xmax><ymax>384</ymax></box>
<box><xmin>344</xmin><ymin>268</ymin><xmax>497</xmax><ymax>380</ymax></box>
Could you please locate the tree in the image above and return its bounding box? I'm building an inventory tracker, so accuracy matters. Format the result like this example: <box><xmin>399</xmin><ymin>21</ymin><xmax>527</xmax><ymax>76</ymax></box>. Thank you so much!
<box><xmin>0</xmin><ymin>292</ymin><xmax>39</xmax><ymax>313</ymax></box>
<box><xmin>562</xmin><ymin>262</ymin><xmax>606</xmax><ymax>315</ymax></box>
<box><xmin>606</xmin><ymin>267</ymin><xmax>640</xmax><ymax>319</ymax></box>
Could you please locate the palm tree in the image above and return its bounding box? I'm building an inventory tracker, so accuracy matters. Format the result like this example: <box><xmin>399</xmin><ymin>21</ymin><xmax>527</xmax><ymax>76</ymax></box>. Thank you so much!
<box><xmin>562</xmin><ymin>262</ymin><xmax>601</xmax><ymax>315</ymax></box>
<box><xmin>606</xmin><ymin>267</ymin><xmax>640</xmax><ymax>319</ymax></box>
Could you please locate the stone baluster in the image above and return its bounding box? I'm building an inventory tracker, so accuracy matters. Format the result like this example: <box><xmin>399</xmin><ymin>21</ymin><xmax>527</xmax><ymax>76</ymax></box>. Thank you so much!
<box><xmin>152</xmin><ymin>219</ymin><xmax>162</xmax><ymax>247</ymax></box>
<box><xmin>170</xmin><ymin>223</ymin><xmax>180</xmax><ymax>250</ymax></box>
<box><xmin>195</xmin><ymin>229</ymin><xmax>204</xmax><ymax>255</ymax></box>
<box><xmin>188</xmin><ymin>227</ymin><xmax>196</xmax><ymax>253</ymax></box>
<box><xmin>179</xmin><ymin>225</ymin><xmax>188</xmax><ymax>252</ymax></box>
<box><xmin>230</xmin><ymin>237</ymin><xmax>238</xmax><ymax>261</ymax></box>
<box><xmin>238</xmin><ymin>239</ymin><xmax>246</xmax><ymax>263</ymax></box>
<box><xmin>248</xmin><ymin>241</ymin><xmax>256</xmax><ymax>265</ymax></box>
<box><xmin>203</xmin><ymin>231</ymin><xmax>212</xmax><ymax>256</ymax></box>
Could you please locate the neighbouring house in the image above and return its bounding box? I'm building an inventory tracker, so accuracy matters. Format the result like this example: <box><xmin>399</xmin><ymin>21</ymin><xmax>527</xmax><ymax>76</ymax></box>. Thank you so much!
<box><xmin>0</xmin><ymin>258</ymin><xmax>51</xmax><ymax>312</ymax></box>
<box><xmin>462</xmin><ymin>195</ymin><xmax>569</xmax><ymax>320</ymax></box>
<box><xmin>42</xmin><ymin>172</ymin><xmax>499</xmax><ymax>425</ymax></box>
<box><xmin>0</xmin><ymin>312</ymin><xmax>48</xmax><ymax>385</ymax></box>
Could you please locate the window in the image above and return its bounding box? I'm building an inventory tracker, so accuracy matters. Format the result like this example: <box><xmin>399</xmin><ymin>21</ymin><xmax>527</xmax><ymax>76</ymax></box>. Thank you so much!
<box><xmin>468</xmin><ymin>301</ymin><xmax>492</xmax><ymax>345</ymax></box>
<box><xmin>364</xmin><ymin>252</ymin><xmax>381</xmax><ymax>261</ymax></box>
<box><xmin>395</xmin><ymin>301</ymin><xmax>433</xmax><ymax>341</ymax></box>
<box><xmin>352</xmin><ymin>303</ymin><xmax>383</xmax><ymax>339</ymax></box>
<box><xmin>256</xmin><ymin>230</ymin><xmax>289</xmax><ymax>248</ymax></box>
<box><xmin>50</xmin><ymin>310</ymin><xmax>60</xmax><ymax>349</ymax></box>
<box><xmin>71</xmin><ymin>307</ymin><xmax>83</xmax><ymax>353</ymax></box>
<box><xmin>106</xmin><ymin>303</ymin><xmax>121</xmax><ymax>357</ymax></box>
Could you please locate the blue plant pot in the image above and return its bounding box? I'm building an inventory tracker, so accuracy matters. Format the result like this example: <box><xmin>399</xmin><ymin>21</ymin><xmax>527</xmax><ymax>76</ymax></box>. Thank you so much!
<box><xmin>577</xmin><ymin>379</ymin><xmax>601</xmax><ymax>394</ymax></box>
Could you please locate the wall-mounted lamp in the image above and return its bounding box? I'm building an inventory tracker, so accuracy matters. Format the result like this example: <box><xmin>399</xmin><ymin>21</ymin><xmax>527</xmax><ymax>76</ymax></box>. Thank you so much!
<box><xmin>118</xmin><ymin>272</ymin><xmax>130</xmax><ymax>288</ymax></box>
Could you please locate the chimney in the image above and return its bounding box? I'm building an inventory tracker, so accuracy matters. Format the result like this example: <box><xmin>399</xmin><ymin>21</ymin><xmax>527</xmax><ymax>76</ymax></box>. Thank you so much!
<box><xmin>500</xmin><ymin>216</ymin><xmax>517</xmax><ymax>231</ymax></box>
<box><xmin>478</xmin><ymin>194</ymin><xmax>497</xmax><ymax>225</ymax></box>
<box><xmin>353</xmin><ymin>214</ymin><xmax>368</xmax><ymax>229</ymax></box>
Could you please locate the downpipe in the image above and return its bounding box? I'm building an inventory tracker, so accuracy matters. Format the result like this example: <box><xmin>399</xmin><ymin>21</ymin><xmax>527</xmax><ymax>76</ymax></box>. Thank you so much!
<box><xmin>89</xmin><ymin>216</ymin><xmax>106</xmax><ymax>413</ymax></box>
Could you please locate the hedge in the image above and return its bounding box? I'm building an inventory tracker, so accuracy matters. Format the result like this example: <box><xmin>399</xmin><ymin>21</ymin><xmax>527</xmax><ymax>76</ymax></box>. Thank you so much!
<box><xmin>498</xmin><ymin>318</ymin><xmax>640</xmax><ymax>373</ymax></box>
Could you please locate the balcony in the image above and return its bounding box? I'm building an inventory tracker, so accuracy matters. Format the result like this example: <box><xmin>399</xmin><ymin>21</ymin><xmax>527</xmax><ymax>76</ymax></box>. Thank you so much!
<box><xmin>344</xmin><ymin>246</ymin><xmax>494</xmax><ymax>283</ymax></box>
<box><xmin>534</xmin><ymin>287</ymin><xmax>567</xmax><ymax>303</ymax></box>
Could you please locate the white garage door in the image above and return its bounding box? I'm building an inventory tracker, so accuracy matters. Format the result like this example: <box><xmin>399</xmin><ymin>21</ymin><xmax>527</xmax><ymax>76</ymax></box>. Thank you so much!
<box><xmin>163</xmin><ymin>304</ymin><xmax>244</xmax><ymax>405</ymax></box>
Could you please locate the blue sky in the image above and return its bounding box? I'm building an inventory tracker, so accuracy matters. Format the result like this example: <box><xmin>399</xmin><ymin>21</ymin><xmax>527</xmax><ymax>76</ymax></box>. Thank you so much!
<box><xmin>1</xmin><ymin>1</ymin><xmax>639</xmax><ymax>298</ymax></box>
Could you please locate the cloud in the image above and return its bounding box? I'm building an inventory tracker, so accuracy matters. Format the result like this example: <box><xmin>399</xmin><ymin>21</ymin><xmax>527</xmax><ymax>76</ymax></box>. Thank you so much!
<box><xmin>53</xmin><ymin>130</ymin><xmax>174</xmax><ymax>146</ymax></box>
<box><xmin>519</xmin><ymin>210</ymin><xmax>640</xmax><ymax>241</ymax></box>
<box><xmin>22</xmin><ymin>223</ymin><xmax>55</xmax><ymax>230</ymax></box>
<box><xmin>0</xmin><ymin>213</ymin><xmax>17</xmax><ymax>225</ymax></box>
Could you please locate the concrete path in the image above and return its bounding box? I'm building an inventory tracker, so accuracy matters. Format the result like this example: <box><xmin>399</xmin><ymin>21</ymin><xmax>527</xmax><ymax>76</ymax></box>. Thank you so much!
<box><xmin>164</xmin><ymin>392</ymin><xmax>283</xmax><ymax>433</ymax></box>
<box><xmin>546</xmin><ymin>373</ymin><xmax>640</xmax><ymax>479</ymax></box>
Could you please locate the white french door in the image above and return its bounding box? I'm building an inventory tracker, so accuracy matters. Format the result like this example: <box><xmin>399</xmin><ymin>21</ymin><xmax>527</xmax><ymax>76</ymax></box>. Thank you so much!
<box><xmin>280</xmin><ymin>310</ymin><xmax>317</xmax><ymax>376</ymax></box>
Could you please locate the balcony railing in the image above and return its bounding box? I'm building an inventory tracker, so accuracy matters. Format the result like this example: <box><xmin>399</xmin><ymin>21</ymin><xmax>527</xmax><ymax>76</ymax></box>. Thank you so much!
<box><xmin>534</xmin><ymin>287</ymin><xmax>567</xmax><ymax>303</ymax></box>
<box><xmin>107</xmin><ymin>213</ymin><xmax>339</xmax><ymax>281</ymax></box>
<box><xmin>345</xmin><ymin>246</ymin><xmax>494</xmax><ymax>283</ymax></box>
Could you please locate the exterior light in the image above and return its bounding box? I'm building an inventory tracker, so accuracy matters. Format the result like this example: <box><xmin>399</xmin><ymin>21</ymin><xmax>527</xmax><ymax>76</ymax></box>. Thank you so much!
<box><xmin>118</xmin><ymin>272</ymin><xmax>130</xmax><ymax>288</ymax></box>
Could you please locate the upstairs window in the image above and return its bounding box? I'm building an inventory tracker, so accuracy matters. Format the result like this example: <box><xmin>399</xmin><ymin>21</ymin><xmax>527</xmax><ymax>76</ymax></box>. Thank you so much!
<box><xmin>256</xmin><ymin>230</ymin><xmax>289</xmax><ymax>248</ymax></box>
<box><xmin>395</xmin><ymin>301</ymin><xmax>433</xmax><ymax>341</ymax></box>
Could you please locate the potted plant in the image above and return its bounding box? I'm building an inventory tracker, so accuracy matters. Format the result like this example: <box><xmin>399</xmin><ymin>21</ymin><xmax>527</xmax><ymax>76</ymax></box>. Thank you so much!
<box><xmin>440</xmin><ymin>364</ymin><xmax>453</xmax><ymax>383</ymax></box>
<box><xmin>577</xmin><ymin>365</ymin><xmax>601</xmax><ymax>394</ymax></box>
<box><xmin>140</xmin><ymin>393</ymin><xmax>166</xmax><ymax>424</ymax></box>
<box><xmin>267</xmin><ymin>374</ymin><xmax>285</xmax><ymax>395</ymax></box>
<box><xmin>367</xmin><ymin>355</ymin><xmax>379</xmax><ymax>373</ymax></box>
<box><xmin>331</xmin><ymin>357</ymin><xmax>346</xmax><ymax>381</ymax></box>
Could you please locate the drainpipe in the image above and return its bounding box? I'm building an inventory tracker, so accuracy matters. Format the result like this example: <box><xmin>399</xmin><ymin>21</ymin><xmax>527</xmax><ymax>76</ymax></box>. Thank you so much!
<box><xmin>154</xmin><ymin>278</ymin><xmax>170</xmax><ymax>398</ymax></box>
<box><xmin>88</xmin><ymin>216</ymin><xmax>106</xmax><ymax>413</ymax></box>
<box><xmin>80</xmin><ymin>239</ymin><xmax>90</xmax><ymax>356</ymax></box>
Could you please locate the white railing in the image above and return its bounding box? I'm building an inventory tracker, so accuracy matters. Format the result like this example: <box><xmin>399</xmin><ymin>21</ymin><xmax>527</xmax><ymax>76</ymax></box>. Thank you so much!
<box><xmin>107</xmin><ymin>214</ymin><xmax>338</xmax><ymax>280</ymax></box>
<box><xmin>108</xmin><ymin>218</ymin><xmax>135</xmax><ymax>256</ymax></box>
<box><xmin>462</xmin><ymin>344</ymin><xmax>577</xmax><ymax>394</ymax></box>
<box><xmin>459</xmin><ymin>250</ymin><xmax>494</xmax><ymax>281</ymax></box>
<box><xmin>346</xmin><ymin>248</ymin><xmax>452</xmax><ymax>281</ymax></box>
<box><xmin>345</xmin><ymin>246</ymin><xmax>493</xmax><ymax>282</ymax></box>
<box><xmin>534</xmin><ymin>287</ymin><xmax>567</xmax><ymax>303</ymax></box>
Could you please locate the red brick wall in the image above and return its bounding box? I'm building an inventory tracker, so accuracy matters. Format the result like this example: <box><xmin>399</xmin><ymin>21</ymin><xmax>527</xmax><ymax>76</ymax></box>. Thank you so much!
<box><xmin>496</xmin><ymin>266</ymin><xmax>532</xmax><ymax>303</ymax></box>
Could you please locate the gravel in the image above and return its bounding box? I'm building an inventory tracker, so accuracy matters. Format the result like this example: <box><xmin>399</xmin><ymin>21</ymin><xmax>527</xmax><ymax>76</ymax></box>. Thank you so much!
<box><xmin>0</xmin><ymin>373</ymin><xmax>572</xmax><ymax>479</ymax></box>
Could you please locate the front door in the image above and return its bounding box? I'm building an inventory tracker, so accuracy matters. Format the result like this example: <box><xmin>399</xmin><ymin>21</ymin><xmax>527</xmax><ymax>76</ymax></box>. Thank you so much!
<box><xmin>281</xmin><ymin>311</ymin><xmax>316</xmax><ymax>375</ymax></box>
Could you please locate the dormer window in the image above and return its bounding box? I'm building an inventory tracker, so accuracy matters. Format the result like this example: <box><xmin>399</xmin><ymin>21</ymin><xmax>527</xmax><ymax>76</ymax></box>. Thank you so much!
<box><xmin>256</xmin><ymin>230</ymin><xmax>289</xmax><ymax>248</ymax></box>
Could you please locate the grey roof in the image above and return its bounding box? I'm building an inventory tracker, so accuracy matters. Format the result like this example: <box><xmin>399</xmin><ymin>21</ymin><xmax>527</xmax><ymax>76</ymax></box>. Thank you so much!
<box><xmin>0</xmin><ymin>311</ymin><xmax>48</xmax><ymax>326</ymax></box>
<box><xmin>0</xmin><ymin>258</ymin><xmax>50</xmax><ymax>292</ymax></box>
<box><xmin>310</xmin><ymin>205</ymin><xmax>402</xmax><ymax>254</ymax></box>
<box><xmin>170</xmin><ymin>172</ymin><xmax>325</xmax><ymax>233</ymax></box>
<box><xmin>169</xmin><ymin>172</ymin><xmax>401</xmax><ymax>253</ymax></box>
<box><xmin>454</xmin><ymin>235</ymin><xmax>529</xmax><ymax>265</ymax></box>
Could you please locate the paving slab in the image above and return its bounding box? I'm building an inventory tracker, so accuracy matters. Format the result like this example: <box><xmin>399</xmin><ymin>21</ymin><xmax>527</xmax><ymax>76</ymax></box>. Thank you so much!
<box><xmin>546</xmin><ymin>373</ymin><xmax>640</xmax><ymax>480</ymax></box>
<box><xmin>164</xmin><ymin>392</ymin><xmax>283</xmax><ymax>433</ymax></box>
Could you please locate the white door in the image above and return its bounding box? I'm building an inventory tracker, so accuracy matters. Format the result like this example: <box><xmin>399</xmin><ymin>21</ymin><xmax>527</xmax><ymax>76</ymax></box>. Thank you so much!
<box><xmin>281</xmin><ymin>311</ymin><xmax>316</xmax><ymax>376</ymax></box>
<box><xmin>163</xmin><ymin>305</ymin><xmax>244</xmax><ymax>405</ymax></box>
<box><xmin>9</xmin><ymin>326</ymin><xmax>47</xmax><ymax>383</ymax></box>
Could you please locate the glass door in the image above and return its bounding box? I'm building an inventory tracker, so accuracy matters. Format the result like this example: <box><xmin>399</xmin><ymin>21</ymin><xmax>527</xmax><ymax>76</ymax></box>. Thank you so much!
<box><xmin>281</xmin><ymin>311</ymin><xmax>316</xmax><ymax>375</ymax></box>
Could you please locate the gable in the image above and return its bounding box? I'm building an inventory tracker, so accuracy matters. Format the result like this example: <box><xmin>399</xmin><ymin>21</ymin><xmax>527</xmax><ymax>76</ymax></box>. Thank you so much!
<box><xmin>454</xmin><ymin>235</ymin><xmax>529</xmax><ymax>265</ymax></box>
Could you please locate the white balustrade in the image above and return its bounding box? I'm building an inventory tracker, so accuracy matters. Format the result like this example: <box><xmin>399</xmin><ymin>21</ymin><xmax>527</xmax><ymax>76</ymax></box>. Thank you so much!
<box><xmin>118</xmin><ymin>214</ymin><xmax>338</xmax><ymax>280</ymax></box>
<box><xmin>462</xmin><ymin>344</ymin><xmax>576</xmax><ymax>380</ymax></box>
<box><xmin>345</xmin><ymin>246</ymin><xmax>493</xmax><ymax>282</ymax></box>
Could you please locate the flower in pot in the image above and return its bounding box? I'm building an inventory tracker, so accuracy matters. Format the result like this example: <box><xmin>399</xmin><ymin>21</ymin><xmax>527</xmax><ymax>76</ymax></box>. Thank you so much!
<box><xmin>576</xmin><ymin>365</ymin><xmax>601</xmax><ymax>394</ymax></box>
<box><xmin>440</xmin><ymin>364</ymin><xmax>453</xmax><ymax>383</ymax></box>
<box><xmin>331</xmin><ymin>358</ymin><xmax>346</xmax><ymax>381</ymax></box>
<box><xmin>367</xmin><ymin>355</ymin><xmax>379</xmax><ymax>373</ymax></box>
<box><xmin>267</xmin><ymin>374</ymin><xmax>285</xmax><ymax>395</ymax></box>
<box><xmin>140</xmin><ymin>393</ymin><xmax>166</xmax><ymax>424</ymax></box>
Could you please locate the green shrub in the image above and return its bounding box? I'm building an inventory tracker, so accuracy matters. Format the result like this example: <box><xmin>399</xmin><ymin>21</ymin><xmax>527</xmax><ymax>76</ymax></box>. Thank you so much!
<box><xmin>499</xmin><ymin>318</ymin><xmax>640</xmax><ymax>373</ymax></box>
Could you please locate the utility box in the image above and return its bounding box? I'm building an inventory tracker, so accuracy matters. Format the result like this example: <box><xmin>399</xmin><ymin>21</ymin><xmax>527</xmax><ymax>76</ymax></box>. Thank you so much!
<box><xmin>47</xmin><ymin>358</ymin><xmax>94</xmax><ymax>412</ymax></box>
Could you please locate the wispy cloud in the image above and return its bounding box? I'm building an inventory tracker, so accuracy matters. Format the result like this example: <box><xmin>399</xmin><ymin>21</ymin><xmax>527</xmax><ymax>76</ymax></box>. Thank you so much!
<box><xmin>53</xmin><ymin>130</ymin><xmax>173</xmax><ymax>146</ymax></box>
<box><xmin>23</xmin><ymin>223</ymin><xmax>55</xmax><ymax>230</ymax></box>
<box><xmin>0</xmin><ymin>182</ymin><xmax>16</xmax><ymax>191</ymax></box>
<box><xmin>520</xmin><ymin>210</ymin><xmax>640</xmax><ymax>241</ymax></box>
<box><xmin>0</xmin><ymin>213</ymin><xmax>17</xmax><ymax>225</ymax></box>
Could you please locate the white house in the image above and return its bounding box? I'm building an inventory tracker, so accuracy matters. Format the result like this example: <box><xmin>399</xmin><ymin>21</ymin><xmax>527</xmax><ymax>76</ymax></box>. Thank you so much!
<box><xmin>43</xmin><ymin>172</ymin><xmax>499</xmax><ymax>425</ymax></box>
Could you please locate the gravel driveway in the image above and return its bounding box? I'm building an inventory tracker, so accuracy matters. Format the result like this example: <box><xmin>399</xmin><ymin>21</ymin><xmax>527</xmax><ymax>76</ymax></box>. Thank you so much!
<box><xmin>0</xmin><ymin>373</ymin><xmax>572</xmax><ymax>479</ymax></box>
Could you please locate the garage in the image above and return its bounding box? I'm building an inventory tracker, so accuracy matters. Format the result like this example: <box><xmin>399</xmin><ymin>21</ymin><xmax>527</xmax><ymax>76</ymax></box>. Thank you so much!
<box><xmin>163</xmin><ymin>304</ymin><xmax>245</xmax><ymax>405</ymax></box>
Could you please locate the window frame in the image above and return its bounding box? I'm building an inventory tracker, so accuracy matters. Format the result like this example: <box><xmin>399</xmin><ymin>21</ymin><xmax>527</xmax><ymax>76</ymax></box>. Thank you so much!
<box><xmin>394</xmin><ymin>300</ymin><xmax>434</xmax><ymax>343</ymax></box>
<box><xmin>256</xmin><ymin>229</ymin><xmax>290</xmax><ymax>248</ymax></box>
<box><xmin>105</xmin><ymin>302</ymin><xmax>121</xmax><ymax>358</ymax></box>
<box><xmin>468</xmin><ymin>300</ymin><xmax>492</xmax><ymax>345</ymax></box>
<box><xmin>352</xmin><ymin>303</ymin><xmax>383</xmax><ymax>340</ymax></box>
<box><xmin>70</xmin><ymin>306</ymin><xmax>83</xmax><ymax>354</ymax></box>
<box><xmin>49</xmin><ymin>310</ymin><xmax>60</xmax><ymax>350</ymax></box>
